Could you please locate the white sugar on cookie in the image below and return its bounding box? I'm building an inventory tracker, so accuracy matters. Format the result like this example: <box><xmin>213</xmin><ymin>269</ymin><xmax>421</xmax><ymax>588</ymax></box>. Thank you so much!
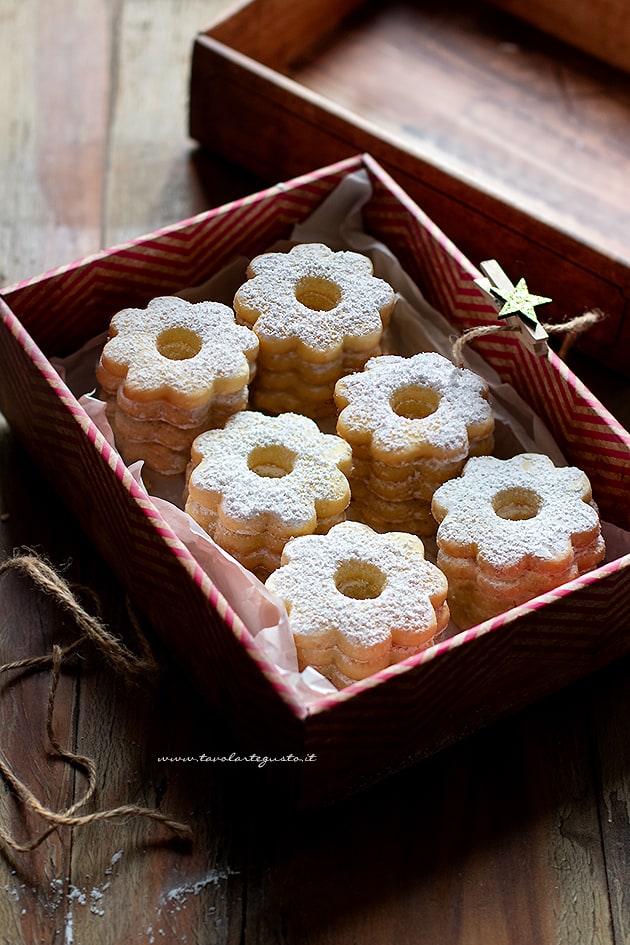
<box><xmin>266</xmin><ymin>520</ymin><xmax>449</xmax><ymax>687</ymax></box>
<box><xmin>96</xmin><ymin>296</ymin><xmax>258</xmax><ymax>475</ymax></box>
<box><xmin>431</xmin><ymin>452</ymin><xmax>606</xmax><ymax>628</ymax></box>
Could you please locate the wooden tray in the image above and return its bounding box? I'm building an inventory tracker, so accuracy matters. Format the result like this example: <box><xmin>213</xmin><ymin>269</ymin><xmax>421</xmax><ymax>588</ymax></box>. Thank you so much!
<box><xmin>189</xmin><ymin>0</ymin><xmax>630</xmax><ymax>374</ymax></box>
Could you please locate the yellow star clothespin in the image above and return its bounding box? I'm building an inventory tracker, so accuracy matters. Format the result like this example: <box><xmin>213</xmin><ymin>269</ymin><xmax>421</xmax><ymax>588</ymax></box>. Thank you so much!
<box><xmin>493</xmin><ymin>276</ymin><xmax>552</xmax><ymax>326</ymax></box>
<box><xmin>474</xmin><ymin>260</ymin><xmax>550</xmax><ymax>356</ymax></box>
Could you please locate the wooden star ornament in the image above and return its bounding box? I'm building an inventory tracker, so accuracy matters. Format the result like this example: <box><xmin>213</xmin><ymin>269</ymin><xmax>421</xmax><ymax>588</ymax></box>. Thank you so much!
<box><xmin>475</xmin><ymin>260</ymin><xmax>551</xmax><ymax>356</ymax></box>
<box><xmin>493</xmin><ymin>276</ymin><xmax>552</xmax><ymax>326</ymax></box>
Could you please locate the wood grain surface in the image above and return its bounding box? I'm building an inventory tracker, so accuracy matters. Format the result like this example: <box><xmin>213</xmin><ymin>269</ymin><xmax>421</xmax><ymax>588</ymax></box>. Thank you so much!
<box><xmin>1</xmin><ymin>2</ymin><xmax>629</xmax><ymax>942</ymax></box>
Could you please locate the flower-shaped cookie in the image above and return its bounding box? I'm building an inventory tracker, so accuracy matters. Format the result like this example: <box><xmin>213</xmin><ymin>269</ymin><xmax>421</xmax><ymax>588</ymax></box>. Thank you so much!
<box><xmin>96</xmin><ymin>296</ymin><xmax>259</xmax><ymax>409</ymax></box>
<box><xmin>233</xmin><ymin>242</ymin><xmax>395</xmax><ymax>361</ymax></box>
<box><xmin>266</xmin><ymin>520</ymin><xmax>450</xmax><ymax>687</ymax></box>
<box><xmin>335</xmin><ymin>352</ymin><xmax>494</xmax><ymax>463</ymax></box>
<box><xmin>431</xmin><ymin>453</ymin><xmax>606</xmax><ymax>627</ymax></box>
<box><xmin>186</xmin><ymin>410</ymin><xmax>352</xmax><ymax>545</ymax></box>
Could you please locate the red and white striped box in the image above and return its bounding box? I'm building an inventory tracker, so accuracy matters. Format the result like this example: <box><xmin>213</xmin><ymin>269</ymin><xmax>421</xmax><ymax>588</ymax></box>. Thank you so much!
<box><xmin>1</xmin><ymin>154</ymin><xmax>629</xmax><ymax>806</ymax></box>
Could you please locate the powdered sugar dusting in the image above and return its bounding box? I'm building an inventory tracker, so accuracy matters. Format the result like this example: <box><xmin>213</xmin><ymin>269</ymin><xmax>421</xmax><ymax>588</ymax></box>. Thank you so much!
<box><xmin>335</xmin><ymin>351</ymin><xmax>494</xmax><ymax>460</ymax></box>
<box><xmin>234</xmin><ymin>242</ymin><xmax>394</xmax><ymax>354</ymax></box>
<box><xmin>431</xmin><ymin>453</ymin><xmax>606</xmax><ymax>628</ymax></box>
<box><xmin>97</xmin><ymin>296</ymin><xmax>258</xmax><ymax>406</ymax></box>
<box><xmin>266</xmin><ymin>520</ymin><xmax>449</xmax><ymax>680</ymax></box>
<box><xmin>1</xmin><ymin>851</ymin><xmax>237</xmax><ymax>939</ymax></box>
<box><xmin>432</xmin><ymin>453</ymin><xmax>604</xmax><ymax>572</ymax></box>
<box><xmin>187</xmin><ymin>410</ymin><xmax>352</xmax><ymax>532</ymax></box>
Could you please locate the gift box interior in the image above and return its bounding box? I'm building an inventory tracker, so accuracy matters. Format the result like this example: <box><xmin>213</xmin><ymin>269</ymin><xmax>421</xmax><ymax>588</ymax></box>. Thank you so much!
<box><xmin>189</xmin><ymin>0</ymin><xmax>630</xmax><ymax>375</ymax></box>
<box><xmin>0</xmin><ymin>154</ymin><xmax>629</xmax><ymax>807</ymax></box>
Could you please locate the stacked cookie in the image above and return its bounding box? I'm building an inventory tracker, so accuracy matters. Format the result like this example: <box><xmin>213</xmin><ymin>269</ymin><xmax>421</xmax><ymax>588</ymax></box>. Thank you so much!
<box><xmin>266</xmin><ymin>521</ymin><xmax>450</xmax><ymax>688</ymax></box>
<box><xmin>95</xmin><ymin>296</ymin><xmax>258</xmax><ymax>476</ymax></box>
<box><xmin>431</xmin><ymin>453</ymin><xmax>606</xmax><ymax>628</ymax></box>
<box><xmin>335</xmin><ymin>352</ymin><xmax>495</xmax><ymax>535</ymax></box>
<box><xmin>233</xmin><ymin>242</ymin><xmax>395</xmax><ymax>420</ymax></box>
<box><xmin>184</xmin><ymin>410</ymin><xmax>353</xmax><ymax>579</ymax></box>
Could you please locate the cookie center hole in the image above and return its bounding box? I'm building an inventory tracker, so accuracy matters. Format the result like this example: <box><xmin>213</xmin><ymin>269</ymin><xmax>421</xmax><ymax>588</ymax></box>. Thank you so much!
<box><xmin>492</xmin><ymin>487</ymin><xmax>542</xmax><ymax>521</ymax></box>
<box><xmin>295</xmin><ymin>276</ymin><xmax>342</xmax><ymax>312</ymax></box>
<box><xmin>248</xmin><ymin>445</ymin><xmax>296</xmax><ymax>478</ymax></box>
<box><xmin>391</xmin><ymin>385</ymin><xmax>441</xmax><ymax>420</ymax></box>
<box><xmin>156</xmin><ymin>327</ymin><xmax>202</xmax><ymax>360</ymax></box>
<box><xmin>334</xmin><ymin>561</ymin><xmax>386</xmax><ymax>600</ymax></box>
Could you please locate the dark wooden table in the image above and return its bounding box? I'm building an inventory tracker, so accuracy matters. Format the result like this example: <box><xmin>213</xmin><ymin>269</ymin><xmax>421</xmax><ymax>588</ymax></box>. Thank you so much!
<box><xmin>1</xmin><ymin>2</ymin><xmax>629</xmax><ymax>941</ymax></box>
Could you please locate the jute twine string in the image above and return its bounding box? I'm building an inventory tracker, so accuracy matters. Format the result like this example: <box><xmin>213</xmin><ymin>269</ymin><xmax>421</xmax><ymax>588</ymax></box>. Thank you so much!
<box><xmin>451</xmin><ymin>309</ymin><xmax>604</xmax><ymax>367</ymax></box>
<box><xmin>0</xmin><ymin>552</ymin><xmax>193</xmax><ymax>851</ymax></box>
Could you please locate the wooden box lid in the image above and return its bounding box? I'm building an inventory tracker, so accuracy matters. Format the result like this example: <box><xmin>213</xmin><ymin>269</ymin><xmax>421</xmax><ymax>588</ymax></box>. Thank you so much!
<box><xmin>189</xmin><ymin>0</ymin><xmax>630</xmax><ymax>375</ymax></box>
